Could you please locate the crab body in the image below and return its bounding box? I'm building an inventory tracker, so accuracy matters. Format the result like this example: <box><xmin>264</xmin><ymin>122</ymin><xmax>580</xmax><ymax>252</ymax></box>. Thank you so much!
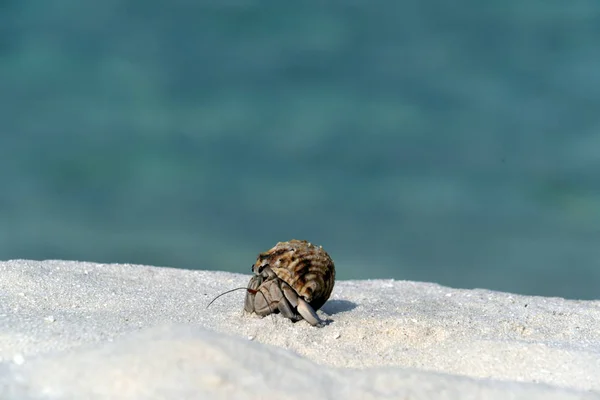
<box><xmin>244</xmin><ymin>267</ymin><xmax>303</xmax><ymax>322</ymax></box>
<box><xmin>244</xmin><ymin>239</ymin><xmax>336</xmax><ymax>326</ymax></box>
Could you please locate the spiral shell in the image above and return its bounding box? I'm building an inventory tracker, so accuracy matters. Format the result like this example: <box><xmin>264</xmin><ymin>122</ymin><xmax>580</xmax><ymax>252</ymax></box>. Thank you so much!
<box><xmin>252</xmin><ymin>239</ymin><xmax>335</xmax><ymax>311</ymax></box>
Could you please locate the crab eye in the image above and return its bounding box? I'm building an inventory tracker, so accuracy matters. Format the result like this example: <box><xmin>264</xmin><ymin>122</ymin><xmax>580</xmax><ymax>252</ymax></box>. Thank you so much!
<box><xmin>257</xmin><ymin>264</ymin><xmax>265</xmax><ymax>274</ymax></box>
<box><xmin>250</xmin><ymin>264</ymin><xmax>254</xmax><ymax>272</ymax></box>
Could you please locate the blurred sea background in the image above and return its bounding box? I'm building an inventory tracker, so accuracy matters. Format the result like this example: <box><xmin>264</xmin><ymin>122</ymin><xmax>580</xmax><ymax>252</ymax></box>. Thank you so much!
<box><xmin>1</xmin><ymin>1</ymin><xmax>600</xmax><ymax>300</ymax></box>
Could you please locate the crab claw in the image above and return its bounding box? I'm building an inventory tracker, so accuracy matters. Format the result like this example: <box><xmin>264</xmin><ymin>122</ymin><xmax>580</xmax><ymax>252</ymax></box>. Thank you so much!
<box><xmin>244</xmin><ymin>274</ymin><xmax>262</xmax><ymax>313</ymax></box>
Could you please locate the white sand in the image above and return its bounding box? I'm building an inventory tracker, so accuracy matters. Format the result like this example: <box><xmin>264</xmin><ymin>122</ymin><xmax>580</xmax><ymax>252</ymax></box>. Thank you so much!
<box><xmin>0</xmin><ymin>260</ymin><xmax>599</xmax><ymax>399</ymax></box>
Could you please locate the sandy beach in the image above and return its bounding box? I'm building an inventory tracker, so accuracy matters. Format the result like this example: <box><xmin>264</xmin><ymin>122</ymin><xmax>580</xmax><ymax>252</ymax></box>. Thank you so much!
<box><xmin>1</xmin><ymin>260</ymin><xmax>599</xmax><ymax>399</ymax></box>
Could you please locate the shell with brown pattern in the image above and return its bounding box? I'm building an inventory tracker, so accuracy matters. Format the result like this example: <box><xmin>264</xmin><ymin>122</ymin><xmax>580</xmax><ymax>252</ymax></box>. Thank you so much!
<box><xmin>252</xmin><ymin>239</ymin><xmax>336</xmax><ymax>311</ymax></box>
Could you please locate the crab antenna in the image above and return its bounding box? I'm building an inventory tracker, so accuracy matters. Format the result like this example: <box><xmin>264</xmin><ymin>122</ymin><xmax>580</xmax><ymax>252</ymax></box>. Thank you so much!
<box><xmin>207</xmin><ymin>285</ymin><xmax>277</xmax><ymax>326</ymax></box>
<box><xmin>206</xmin><ymin>287</ymin><xmax>252</xmax><ymax>308</ymax></box>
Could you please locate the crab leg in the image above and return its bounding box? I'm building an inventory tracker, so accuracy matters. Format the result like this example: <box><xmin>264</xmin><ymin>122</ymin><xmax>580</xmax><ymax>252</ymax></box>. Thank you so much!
<box><xmin>297</xmin><ymin>298</ymin><xmax>324</xmax><ymax>327</ymax></box>
<box><xmin>277</xmin><ymin>295</ymin><xmax>302</xmax><ymax>322</ymax></box>
<box><xmin>281</xmin><ymin>281</ymin><xmax>323</xmax><ymax>326</ymax></box>
<box><xmin>280</xmin><ymin>282</ymin><xmax>299</xmax><ymax>308</ymax></box>
<box><xmin>298</xmin><ymin>297</ymin><xmax>323</xmax><ymax>326</ymax></box>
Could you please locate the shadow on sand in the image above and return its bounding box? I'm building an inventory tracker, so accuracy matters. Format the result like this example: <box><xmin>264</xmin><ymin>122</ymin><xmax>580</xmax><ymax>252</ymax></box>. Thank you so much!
<box><xmin>321</xmin><ymin>299</ymin><xmax>357</xmax><ymax>315</ymax></box>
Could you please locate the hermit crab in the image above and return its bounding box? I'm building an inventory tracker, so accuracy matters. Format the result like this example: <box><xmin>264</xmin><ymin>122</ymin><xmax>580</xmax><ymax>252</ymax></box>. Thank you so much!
<box><xmin>208</xmin><ymin>239</ymin><xmax>336</xmax><ymax>327</ymax></box>
<box><xmin>244</xmin><ymin>239</ymin><xmax>336</xmax><ymax>326</ymax></box>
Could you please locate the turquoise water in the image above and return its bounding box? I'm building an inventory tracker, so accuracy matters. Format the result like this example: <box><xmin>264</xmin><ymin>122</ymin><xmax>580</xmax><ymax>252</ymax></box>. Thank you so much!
<box><xmin>1</xmin><ymin>2</ymin><xmax>600</xmax><ymax>299</ymax></box>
